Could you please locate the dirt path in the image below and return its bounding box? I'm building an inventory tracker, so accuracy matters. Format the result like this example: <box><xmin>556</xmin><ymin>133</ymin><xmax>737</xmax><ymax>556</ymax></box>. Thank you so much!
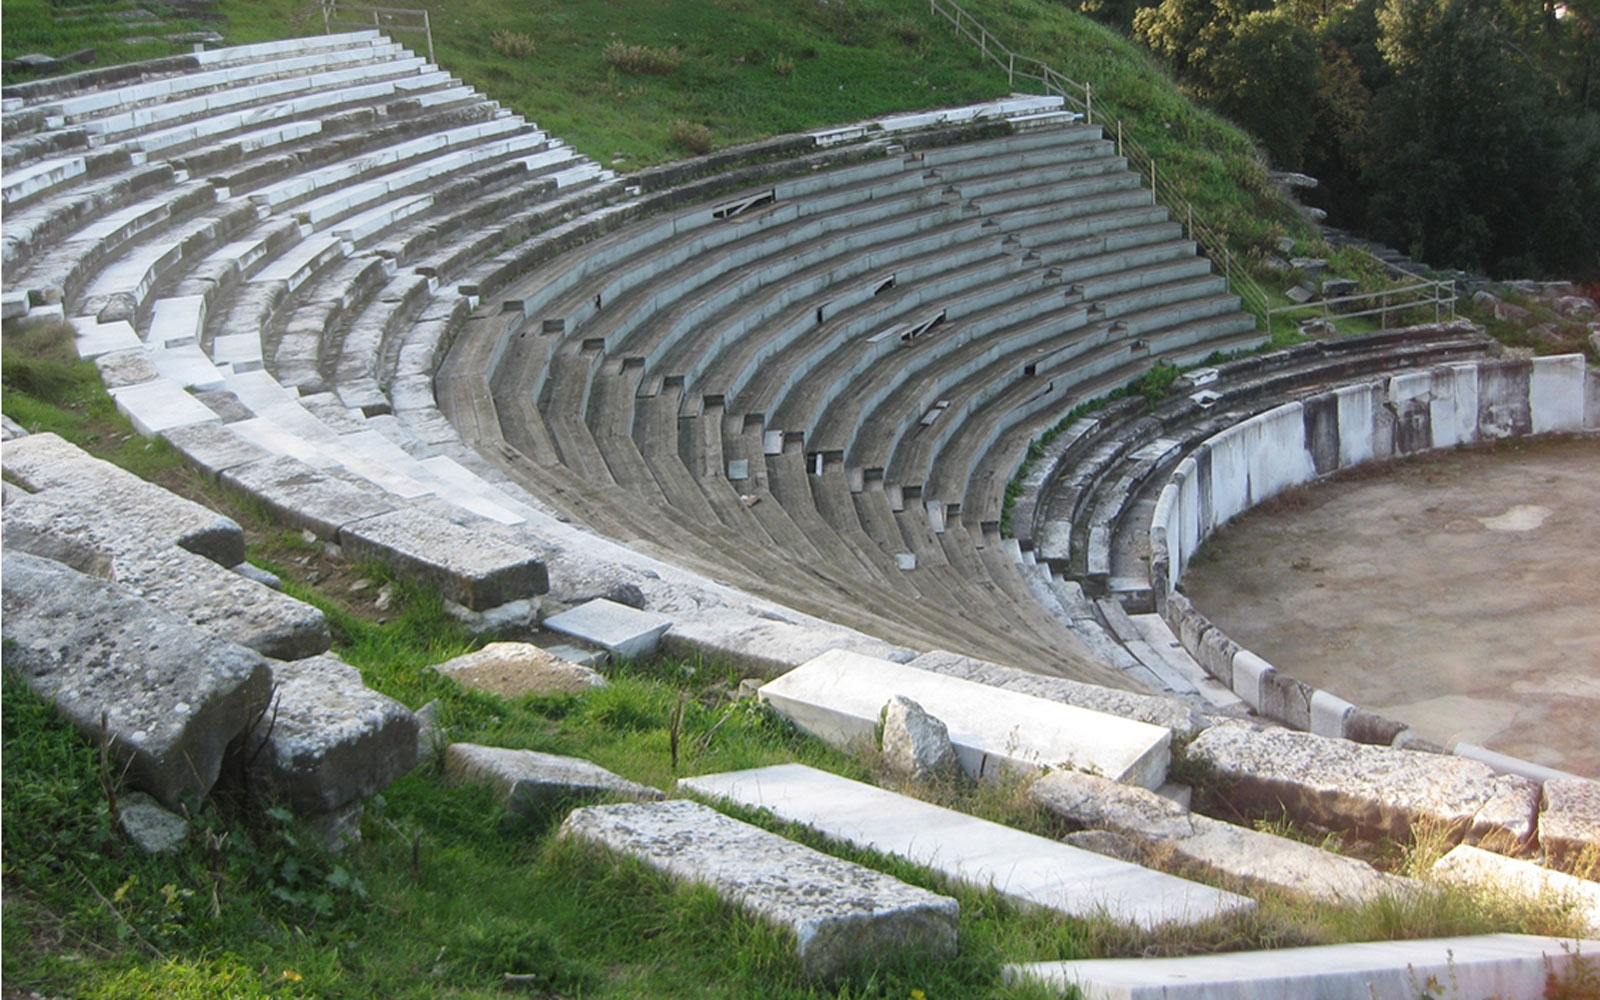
<box><xmin>1180</xmin><ymin>436</ymin><xmax>1600</xmax><ymax>778</ymax></box>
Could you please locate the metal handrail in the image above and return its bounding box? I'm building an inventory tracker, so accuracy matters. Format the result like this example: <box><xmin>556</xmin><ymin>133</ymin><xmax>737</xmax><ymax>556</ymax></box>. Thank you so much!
<box><xmin>1264</xmin><ymin>247</ymin><xmax>1457</xmax><ymax>331</ymax></box>
<box><xmin>927</xmin><ymin>0</ymin><xmax>1274</xmax><ymax>330</ymax></box>
<box><xmin>320</xmin><ymin>1</ymin><xmax>433</xmax><ymax>63</ymax></box>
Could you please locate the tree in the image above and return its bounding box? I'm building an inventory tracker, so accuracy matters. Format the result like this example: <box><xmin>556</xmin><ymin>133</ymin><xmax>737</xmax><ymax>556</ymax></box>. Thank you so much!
<box><xmin>1133</xmin><ymin>0</ymin><xmax>1320</xmax><ymax>163</ymax></box>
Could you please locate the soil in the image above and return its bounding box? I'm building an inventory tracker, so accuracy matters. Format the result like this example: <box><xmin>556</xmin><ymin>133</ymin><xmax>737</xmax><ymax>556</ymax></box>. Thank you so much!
<box><xmin>1179</xmin><ymin>435</ymin><xmax>1600</xmax><ymax>779</ymax></box>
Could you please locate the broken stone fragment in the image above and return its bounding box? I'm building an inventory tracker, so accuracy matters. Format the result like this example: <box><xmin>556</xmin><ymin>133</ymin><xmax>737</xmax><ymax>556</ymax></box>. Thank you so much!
<box><xmin>881</xmin><ymin>695</ymin><xmax>963</xmax><ymax>783</ymax></box>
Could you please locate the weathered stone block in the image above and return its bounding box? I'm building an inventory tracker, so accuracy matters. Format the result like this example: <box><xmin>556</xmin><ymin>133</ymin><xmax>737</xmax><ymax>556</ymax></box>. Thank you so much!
<box><xmin>2</xmin><ymin>551</ymin><xmax>271</xmax><ymax>809</ymax></box>
<box><xmin>543</xmin><ymin>598</ymin><xmax>672</xmax><ymax>659</ymax></box>
<box><xmin>2</xmin><ymin>431</ymin><xmax>244</xmax><ymax>565</ymax></box>
<box><xmin>1434</xmin><ymin>845</ymin><xmax>1600</xmax><ymax>935</ymax></box>
<box><xmin>445</xmin><ymin>743</ymin><xmax>661</xmax><ymax>816</ymax></box>
<box><xmin>1540</xmin><ymin>778</ymin><xmax>1600</xmax><ymax>872</ymax></box>
<box><xmin>160</xmin><ymin>421</ymin><xmax>273</xmax><ymax>480</ymax></box>
<box><xmin>1030</xmin><ymin>770</ymin><xmax>1408</xmax><ymax>904</ymax></box>
<box><xmin>560</xmin><ymin>799</ymin><xmax>959</xmax><ymax>979</ymax></box>
<box><xmin>1187</xmin><ymin>721</ymin><xmax>1539</xmax><ymax>848</ymax></box>
<box><xmin>3</xmin><ymin>488</ymin><xmax>329</xmax><ymax>659</ymax></box>
<box><xmin>433</xmin><ymin>642</ymin><xmax>607</xmax><ymax>698</ymax></box>
<box><xmin>339</xmin><ymin>509</ymin><xmax>548</xmax><ymax>611</ymax></box>
<box><xmin>246</xmin><ymin>655</ymin><xmax>417</xmax><ymax>815</ymax></box>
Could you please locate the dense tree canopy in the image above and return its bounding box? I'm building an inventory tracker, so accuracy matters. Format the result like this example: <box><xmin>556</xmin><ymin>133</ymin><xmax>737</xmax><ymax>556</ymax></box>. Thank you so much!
<box><xmin>1098</xmin><ymin>0</ymin><xmax>1600</xmax><ymax>278</ymax></box>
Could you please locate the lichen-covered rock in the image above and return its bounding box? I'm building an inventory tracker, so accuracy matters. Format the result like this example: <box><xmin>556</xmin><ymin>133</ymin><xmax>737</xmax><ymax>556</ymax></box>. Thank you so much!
<box><xmin>2</xmin><ymin>551</ymin><xmax>272</xmax><ymax>809</ymax></box>
<box><xmin>433</xmin><ymin>642</ymin><xmax>607</xmax><ymax>699</ymax></box>
<box><xmin>1539</xmin><ymin>778</ymin><xmax>1600</xmax><ymax>872</ymax></box>
<box><xmin>880</xmin><ymin>695</ymin><xmax>961</xmax><ymax>782</ymax></box>
<box><xmin>1187</xmin><ymin>721</ymin><xmax>1539</xmax><ymax>848</ymax></box>
<box><xmin>246</xmin><ymin>655</ymin><xmax>417</xmax><ymax>815</ymax></box>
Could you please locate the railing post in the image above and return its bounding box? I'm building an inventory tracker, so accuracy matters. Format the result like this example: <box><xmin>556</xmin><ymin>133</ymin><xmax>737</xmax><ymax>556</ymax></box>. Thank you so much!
<box><xmin>1150</xmin><ymin>158</ymin><xmax>1157</xmax><ymax>203</ymax></box>
<box><xmin>1115</xmin><ymin>119</ymin><xmax>1121</xmax><ymax>157</ymax></box>
<box><xmin>1084</xmin><ymin>81</ymin><xmax>1092</xmax><ymax>125</ymax></box>
<box><xmin>1008</xmin><ymin>52</ymin><xmax>1014</xmax><ymax>86</ymax></box>
<box><xmin>423</xmin><ymin>8</ymin><xmax>434</xmax><ymax>63</ymax></box>
<box><xmin>321</xmin><ymin>0</ymin><xmax>331</xmax><ymax>34</ymax></box>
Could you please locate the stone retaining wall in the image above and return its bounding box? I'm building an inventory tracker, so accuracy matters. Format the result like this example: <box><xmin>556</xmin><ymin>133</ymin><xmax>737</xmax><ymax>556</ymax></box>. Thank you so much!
<box><xmin>1148</xmin><ymin>354</ymin><xmax>1596</xmax><ymax>759</ymax></box>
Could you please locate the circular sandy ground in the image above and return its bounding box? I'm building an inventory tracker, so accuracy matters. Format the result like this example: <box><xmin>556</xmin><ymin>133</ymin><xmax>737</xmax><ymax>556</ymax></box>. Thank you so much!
<box><xmin>1179</xmin><ymin>435</ymin><xmax>1600</xmax><ymax>778</ymax></box>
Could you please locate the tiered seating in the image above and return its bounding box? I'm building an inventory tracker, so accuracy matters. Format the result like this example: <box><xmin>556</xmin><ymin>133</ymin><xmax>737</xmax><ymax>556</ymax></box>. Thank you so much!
<box><xmin>1004</xmin><ymin>322</ymin><xmax>1498</xmax><ymax>697</ymax></box>
<box><xmin>459</xmin><ymin>116</ymin><xmax>1266</xmax><ymax>682</ymax></box>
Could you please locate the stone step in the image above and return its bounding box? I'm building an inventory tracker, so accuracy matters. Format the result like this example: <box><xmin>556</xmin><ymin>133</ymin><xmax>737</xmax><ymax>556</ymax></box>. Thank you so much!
<box><xmin>760</xmin><ymin>648</ymin><xmax>1171</xmax><ymax>788</ymax></box>
<box><xmin>682</xmin><ymin>763</ymin><xmax>1253</xmax><ymax>931</ymax></box>
<box><xmin>1005</xmin><ymin>934</ymin><xmax>1600</xmax><ymax>999</ymax></box>
<box><xmin>558</xmin><ymin>798</ymin><xmax>959</xmax><ymax>981</ymax></box>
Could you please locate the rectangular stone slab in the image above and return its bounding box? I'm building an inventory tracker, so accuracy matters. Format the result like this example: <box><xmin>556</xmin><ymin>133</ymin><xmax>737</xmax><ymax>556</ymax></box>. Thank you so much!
<box><xmin>682</xmin><ymin>764</ymin><xmax>1252</xmax><ymax>931</ymax></box>
<box><xmin>542</xmin><ymin>598</ymin><xmax>672</xmax><ymax>659</ymax></box>
<box><xmin>2</xmin><ymin>551</ymin><xmax>271</xmax><ymax>810</ymax></box>
<box><xmin>339</xmin><ymin>508</ymin><xmax>548</xmax><ymax>610</ymax></box>
<box><xmin>559</xmin><ymin>799</ymin><xmax>958</xmax><ymax>980</ymax></box>
<box><xmin>1005</xmin><ymin>934</ymin><xmax>1600</xmax><ymax>999</ymax></box>
<box><xmin>761</xmin><ymin>649</ymin><xmax>1170</xmax><ymax>788</ymax></box>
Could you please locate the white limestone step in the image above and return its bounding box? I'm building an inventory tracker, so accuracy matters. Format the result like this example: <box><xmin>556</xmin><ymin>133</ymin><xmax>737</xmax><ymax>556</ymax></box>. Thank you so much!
<box><xmin>79</xmin><ymin>55</ymin><xmax>428</xmax><ymax>140</ymax></box>
<box><xmin>760</xmin><ymin>648</ymin><xmax>1171</xmax><ymax>788</ymax></box>
<box><xmin>81</xmin><ymin>239</ymin><xmax>183</xmax><ymax>305</ymax></box>
<box><xmin>107</xmin><ymin>377</ymin><xmax>221</xmax><ymax>436</ymax></box>
<box><xmin>148</xmin><ymin>295</ymin><xmax>207</xmax><ymax>348</ymax></box>
<box><xmin>47</xmin><ymin>40</ymin><xmax>402</xmax><ymax>123</ymax></box>
<box><xmin>2</xmin><ymin>156</ymin><xmax>86</xmax><ymax>206</ymax></box>
<box><xmin>247</xmin><ymin>234</ymin><xmax>346</xmax><ymax>291</ymax></box>
<box><xmin>681</xmin><ymin>763</ymin><xmax>1253</xmax><ymax>931</ymax></box>
<box><xmin>1126</xmin><ymin>613</ymin><xmax>1247</xmax><ymax>712</ymax></box>
<box><xmin>73</xmin><ymin>318</ymin><xmax>142</xmax><ymax>359</ymax></box>
<box><xmin>148</xmin><ymin>344</ymin><xmax>226</xmax><ymax>392</ymax></box>
<box><xmin>1005</xmin><ymin>934</ymin><xmax>1600</xmax><ymax>999</ymax></box>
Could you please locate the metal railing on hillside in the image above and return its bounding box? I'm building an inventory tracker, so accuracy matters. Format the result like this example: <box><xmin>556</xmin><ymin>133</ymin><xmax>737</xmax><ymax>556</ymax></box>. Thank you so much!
<box><xmin>320</xmin><ymin>1</ymin><xmax>434</xmax><ymax>63</ymax></box>
<box><xmin>1264</xmin><ymin>246</ymin><xmax>1457</xmax><ymax>332</ymax></box>
<box><xmin>928</xmin><ymin>0</ymin><xmax>1271</xmax><ymax>331</ymax></box>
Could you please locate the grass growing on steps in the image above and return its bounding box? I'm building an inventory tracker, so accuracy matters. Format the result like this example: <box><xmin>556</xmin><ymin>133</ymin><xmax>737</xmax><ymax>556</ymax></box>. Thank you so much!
<box><xmin>0</xmin><ymin>0</ymin><xmax>228</xmax><ymax>83</ymax></box>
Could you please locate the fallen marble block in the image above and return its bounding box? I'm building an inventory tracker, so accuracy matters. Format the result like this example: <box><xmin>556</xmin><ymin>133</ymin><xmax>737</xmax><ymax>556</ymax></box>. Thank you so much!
<box><xmin>2</xmin><ymin>550</ymin><xmax>271</xmax><ymax>809</ymax></box>
<box><xmin>1187</xmin><ymin>720</ymin><xmax>1539</xmax><ymax>848</ymax></box>
<box><xmin>683</xmin><ymin>764</ymin><xmax>1253</xmax><ymax>931</ymax></box>
<box><xmin>1434</xmin><ymin>844</ymin><xmax>1600</xmax><ymax>936</ymax></box>
<box><xmin>560</xmin><ymin>799</ymin><xmax>958</xmax><ymax>979</ymax></box>
<box><xmin>1030</xmin><ymin>770</ymin><xmax>1412</xmax><ymax>904</ymax></box>
<box><xmin>761</xmin><ymin>649</ymin><xmax>1170</xmax><ymax>789</ymax></box>
<box><xmin>1006</xmin><ymin>934</ymin><xmax>1600</xmax><ymax>999</ymax></box>
<box><xmin>543</xmin><ymin>598</ymin><xmax>672</xmax><ymax>659</ymax></box>
<box><xmin>445</xmin><ymin>743</ymin><xmax>661</xmax><ymax>816</ymax></box>
<box><xmin>905</xmin><ymin>649</ymin><xmax>1205</xmax><ymax>736</ymax></box>
<box><xmin>246</xmin><ymin>655</ymin><xmax>417</xmax><ymax>815</ymax></box>
<box><xmin>433</xmin><ymin>642</ymin><xmax>608</xmax><ymax>698</ymax></box>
